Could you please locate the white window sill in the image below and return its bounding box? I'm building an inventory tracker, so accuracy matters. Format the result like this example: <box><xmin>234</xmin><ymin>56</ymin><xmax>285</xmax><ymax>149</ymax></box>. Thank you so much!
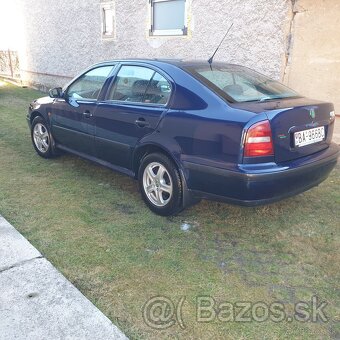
<box><xmin>150</xmin><ymin>29</ymin><xmax>186</xmax><ymax>36</ymax></box>
<box><xmin>102</xmin><ymin>34</ymin><xmax>115</xmax><ymax>40</ymax></box>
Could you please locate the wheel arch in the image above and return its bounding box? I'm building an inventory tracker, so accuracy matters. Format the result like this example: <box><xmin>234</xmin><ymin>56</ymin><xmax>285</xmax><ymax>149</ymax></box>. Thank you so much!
<box><xmin>132</xmin><ymin>142</ymin><xmax>200</xmax><ymax>209</ymax></box>
<box><xmin>30</xmin><ymin>110</ymin><xmax>47</xmax><ymax>124</ymax></box>
<box><xmin>132</xmin><ymin>143</ymin><xmax>182</xmax><ymax>179</ymax></box>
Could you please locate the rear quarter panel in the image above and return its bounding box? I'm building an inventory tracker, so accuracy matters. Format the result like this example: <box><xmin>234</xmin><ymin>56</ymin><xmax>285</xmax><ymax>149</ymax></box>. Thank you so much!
<box><xmin>153</xmin><ymin>64</ymin><xmax>257</xmax><ymax>190</ymax></box>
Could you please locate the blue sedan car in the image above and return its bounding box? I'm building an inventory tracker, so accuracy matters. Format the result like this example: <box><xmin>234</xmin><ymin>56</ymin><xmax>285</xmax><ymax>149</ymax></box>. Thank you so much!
<box><xmin>27</xmin><ymin>59</ymin><xmax>339</xmax><ymax>215</ymax></box>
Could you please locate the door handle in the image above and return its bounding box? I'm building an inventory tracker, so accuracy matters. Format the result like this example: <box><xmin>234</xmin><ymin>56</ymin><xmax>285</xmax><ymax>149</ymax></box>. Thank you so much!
<box><xmin>135</xmin><ymin>117</ymin><xmax>149</xmax><ymax>128</ymax></box>
<box><xmin>83</xmin><ymin>111</ymin><xmax>93</xmax><ymax>118</ymax></box>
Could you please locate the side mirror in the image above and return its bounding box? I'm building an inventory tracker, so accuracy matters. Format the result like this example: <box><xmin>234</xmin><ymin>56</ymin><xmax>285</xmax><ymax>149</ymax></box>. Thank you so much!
<box><xmin>48</xmin><ymin>87</ymin><xmax>63</xmax><ymax>98</ymax></box>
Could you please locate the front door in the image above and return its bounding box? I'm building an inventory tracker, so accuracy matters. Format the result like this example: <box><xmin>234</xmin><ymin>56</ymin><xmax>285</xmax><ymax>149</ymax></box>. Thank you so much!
<box><xmin>51</xmin><ymin>65</ymin><xmax>115</xmax><ymax>155</ymax></box>
<box><xmin>94</xmin><ymin>64</ymin><xmax>172</xmax><ymax>169</ymax></box>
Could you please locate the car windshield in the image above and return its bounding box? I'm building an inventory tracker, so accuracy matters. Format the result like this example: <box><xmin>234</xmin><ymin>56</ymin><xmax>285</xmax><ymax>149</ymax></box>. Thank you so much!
<box><xmin>183</xmin><ymin>64</ymin><xmax>300</xmax><ymax>103</ymax></box>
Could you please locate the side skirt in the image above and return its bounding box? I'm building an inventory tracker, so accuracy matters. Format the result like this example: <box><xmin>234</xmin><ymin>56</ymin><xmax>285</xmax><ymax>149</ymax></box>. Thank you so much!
<box><xmin>56</xmin><ymin>144</ymin><xmax>135</xmax><ymax>178</ymax></box>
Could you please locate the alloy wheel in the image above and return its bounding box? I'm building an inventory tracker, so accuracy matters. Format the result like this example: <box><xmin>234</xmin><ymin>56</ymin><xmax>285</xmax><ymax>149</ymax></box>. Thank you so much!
<box><xmin>142</xmin><ymin>162</ymin><xmax>173</xmax><ymax>207</ymax></box>
<box><xmin>33</xmin><ymin>123</ymin><xmax>49</xmax><ymax>153</ymax></box>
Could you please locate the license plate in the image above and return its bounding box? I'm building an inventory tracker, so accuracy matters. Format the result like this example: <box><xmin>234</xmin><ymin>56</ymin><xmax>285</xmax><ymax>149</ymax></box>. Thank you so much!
<box><xmin>294</xmin><ymin>126</ymin><xmax>325</xmax><ymax>147</ymax></box>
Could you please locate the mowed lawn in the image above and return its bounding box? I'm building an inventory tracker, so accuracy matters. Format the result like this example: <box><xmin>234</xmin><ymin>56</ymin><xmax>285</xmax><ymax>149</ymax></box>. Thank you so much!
<box><xmin>0</xmin><ymin>81</ymin><xmax>339</xmax><ymax>339</ymax></box>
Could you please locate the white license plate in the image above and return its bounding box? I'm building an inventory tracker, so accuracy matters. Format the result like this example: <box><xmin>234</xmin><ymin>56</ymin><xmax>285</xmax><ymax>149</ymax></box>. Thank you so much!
<box><xmin>294</xmin><ymin>126</ymin><xmax>325</xmax><ymax>147</ymax></box>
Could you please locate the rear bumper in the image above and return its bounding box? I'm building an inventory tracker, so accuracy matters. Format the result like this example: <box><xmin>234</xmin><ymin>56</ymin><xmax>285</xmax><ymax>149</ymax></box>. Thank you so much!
<box><xmin>183</xmin><ymin>143</ymin><xmax>339</xmax><ymax>206</ymax></box>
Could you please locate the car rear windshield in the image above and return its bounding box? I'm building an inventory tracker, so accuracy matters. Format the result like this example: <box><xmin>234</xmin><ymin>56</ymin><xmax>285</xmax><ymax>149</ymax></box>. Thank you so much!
<box><xmin>183</xmin><ymin>64</ymin><xmax>300</xmax><ymax>103</ymax></box>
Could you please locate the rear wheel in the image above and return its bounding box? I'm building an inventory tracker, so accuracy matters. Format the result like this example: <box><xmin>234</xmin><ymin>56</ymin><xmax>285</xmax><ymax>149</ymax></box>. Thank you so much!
<box><xmin>139</xmin><ymin>153</ymin><xmax>182</xmax><ymax>216</ymax></box>
<box><xmin>31</xmin><ymin>116</ymin><xmax>56</xmax><ymax>158</ymax></box>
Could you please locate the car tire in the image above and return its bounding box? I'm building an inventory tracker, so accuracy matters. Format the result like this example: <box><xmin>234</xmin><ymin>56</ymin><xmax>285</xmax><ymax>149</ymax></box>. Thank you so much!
<box><xmin>31</xmin><ymin>116</ymin><xmax>57</xmax><ymax>158</ymax></box>
<box><xmin>139</xmin><ymin>153</ymin><xmax>182</xmax><ymax>216</ymax></box>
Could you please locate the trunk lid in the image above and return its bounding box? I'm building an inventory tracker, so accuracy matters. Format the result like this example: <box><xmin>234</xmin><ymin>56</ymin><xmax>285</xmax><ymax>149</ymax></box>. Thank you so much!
<box><xmin>232</xmin><ymin>97</ymin><xmax>335</xmax><ymax>163</ymax></box>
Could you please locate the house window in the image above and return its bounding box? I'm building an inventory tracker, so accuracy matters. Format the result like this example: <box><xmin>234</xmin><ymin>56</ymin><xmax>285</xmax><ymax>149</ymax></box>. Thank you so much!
<box><xmin>150</xmin><ymin>0</ymin><xmax>187</xmax><ymax>36</ymax></box>
<box><xmin>101</xmin><ymin>2</ymin><xmax>115</xmax><ymax>38</ymax></box>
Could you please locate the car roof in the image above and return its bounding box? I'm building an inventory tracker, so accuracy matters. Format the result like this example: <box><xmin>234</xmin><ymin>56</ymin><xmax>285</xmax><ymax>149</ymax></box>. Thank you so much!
<box><xmin>94</xmin><ymin>58</ymin><xmax>240</xmax><ymax>68</ymax></box>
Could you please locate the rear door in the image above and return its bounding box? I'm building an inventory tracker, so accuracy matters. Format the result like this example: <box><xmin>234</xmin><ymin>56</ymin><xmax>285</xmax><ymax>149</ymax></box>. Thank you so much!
<box><xmin>51</xmin><ymin>65</ymin><xmax>115</xmax><ymax>155</ymax></box>
<box><xmin>94</xmin><ymin>64</ymin><xmax>172</xmax><ymax>169</ymax></box>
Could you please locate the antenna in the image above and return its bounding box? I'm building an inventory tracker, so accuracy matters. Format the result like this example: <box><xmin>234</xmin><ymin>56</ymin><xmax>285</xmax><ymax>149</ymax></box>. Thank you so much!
<box><xmin>208</xmin><ymin>23</ymin><xmax>234</xmax><ymax>65</ymax></box>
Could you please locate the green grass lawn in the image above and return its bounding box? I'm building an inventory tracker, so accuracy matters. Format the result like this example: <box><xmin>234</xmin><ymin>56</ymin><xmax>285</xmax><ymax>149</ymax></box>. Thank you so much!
<box><xmin>0</xmin><ymin>80</ymin><xmax>339</xmax><ymax>339</ymax></box>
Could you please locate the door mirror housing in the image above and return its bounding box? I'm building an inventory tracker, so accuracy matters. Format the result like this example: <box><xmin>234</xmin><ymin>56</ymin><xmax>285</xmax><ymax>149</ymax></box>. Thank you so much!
<box><xmin>49</xmin><ymin>87</ymin><xmax>63</xmax><ymax>98</ymax></box>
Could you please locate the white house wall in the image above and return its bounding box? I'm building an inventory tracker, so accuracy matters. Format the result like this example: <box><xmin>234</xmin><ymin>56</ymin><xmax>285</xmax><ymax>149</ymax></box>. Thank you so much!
<box><xmin>17</xmin><ymin>0</ymin><xmax>293</xmax><ymax>90</ymax></box>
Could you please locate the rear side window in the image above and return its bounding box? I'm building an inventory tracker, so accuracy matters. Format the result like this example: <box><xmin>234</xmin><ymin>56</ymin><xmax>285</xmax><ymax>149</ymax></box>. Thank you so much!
<box><xmin>108</xmin><ymin>65</ymin><xmax>171</xmax><ymax>105</ymax></box>
<box><xmin>67</xmin><ymin>66</ymin><xmax>114</xmax><ymax>100</ymax></box>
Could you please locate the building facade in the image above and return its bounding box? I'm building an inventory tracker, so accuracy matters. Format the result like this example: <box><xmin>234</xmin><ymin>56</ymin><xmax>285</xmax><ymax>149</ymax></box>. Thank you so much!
<box><xmin>4</xmin><ymin>0</ymin><xmax>340</xmax><ymax>112</ymax></box>
<box><xmin>17</xmin><ymin>0</ymin><xmax>292</xmax><ymax>88</ymax></box>
<box><xmin>283</xmin><ymin>0</ymin><xmax>340</xmax><ymax>113</ymax></box>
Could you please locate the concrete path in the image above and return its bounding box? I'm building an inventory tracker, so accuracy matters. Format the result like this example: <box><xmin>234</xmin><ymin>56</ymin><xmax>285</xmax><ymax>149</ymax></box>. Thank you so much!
<box><xmin>0</xmin><ymin>215</ymin><xmax>127</xmax><ymax>340</ymax></box>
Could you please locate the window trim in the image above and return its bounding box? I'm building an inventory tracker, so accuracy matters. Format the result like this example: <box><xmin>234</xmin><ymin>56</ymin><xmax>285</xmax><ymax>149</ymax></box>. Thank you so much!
<box><xmin>64</xmin><ymin>65</ymin><xmax>116</xmax><ymax>102</ymax></box>
<box><xmin>149</xmin><ymin>0</ymin><xmax>188</xmax><ymax>37</ymax></box>
<box><xmin>103</xmin><ymin>63</ymin><xmax>173</xmax><ymax>107</ymax></box>
<box><xmin>101</xmin><ymin>1</ymin><xmax>115</xmax><ymax>39</ymax></box>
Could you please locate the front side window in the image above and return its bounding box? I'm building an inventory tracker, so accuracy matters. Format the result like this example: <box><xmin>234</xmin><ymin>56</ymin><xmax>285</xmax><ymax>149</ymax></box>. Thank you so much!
<box><xmin>108</xmin><ymin>65</ymin><xmax>171</xmax><ymax>105</ymax></box>
<box><xmin>150</xmin><ymin>0</ymin><xmax>187</xmax><ymax>36</ymax></box>
<box><xmin>67</xmin><ymin>66</ymin><xmax>114</xmax><ymax>100</ymax></box>
<box><xmin>184</xmin><ymin>64</ymin><xmax>300</xmax><ymax>103</ymax></box>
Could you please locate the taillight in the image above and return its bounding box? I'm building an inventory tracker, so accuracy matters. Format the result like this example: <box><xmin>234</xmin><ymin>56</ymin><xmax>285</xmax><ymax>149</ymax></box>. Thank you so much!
<box><xmin>244</xmin><ymin>120</ymin><xmax>274</xmax><ymax>157</ymax></box>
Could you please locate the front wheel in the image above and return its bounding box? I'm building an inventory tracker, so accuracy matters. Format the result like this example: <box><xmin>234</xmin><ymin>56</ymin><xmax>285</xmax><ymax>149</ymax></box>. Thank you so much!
<box><xmin>31</xmin><ymin>116</ymin><xmax>56</xmax><ymax>158</ymax></box>
<box><xmin>139</xmin><ymin>153</ymin><xmax>182</xmax><ymax>216</ymax></box>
